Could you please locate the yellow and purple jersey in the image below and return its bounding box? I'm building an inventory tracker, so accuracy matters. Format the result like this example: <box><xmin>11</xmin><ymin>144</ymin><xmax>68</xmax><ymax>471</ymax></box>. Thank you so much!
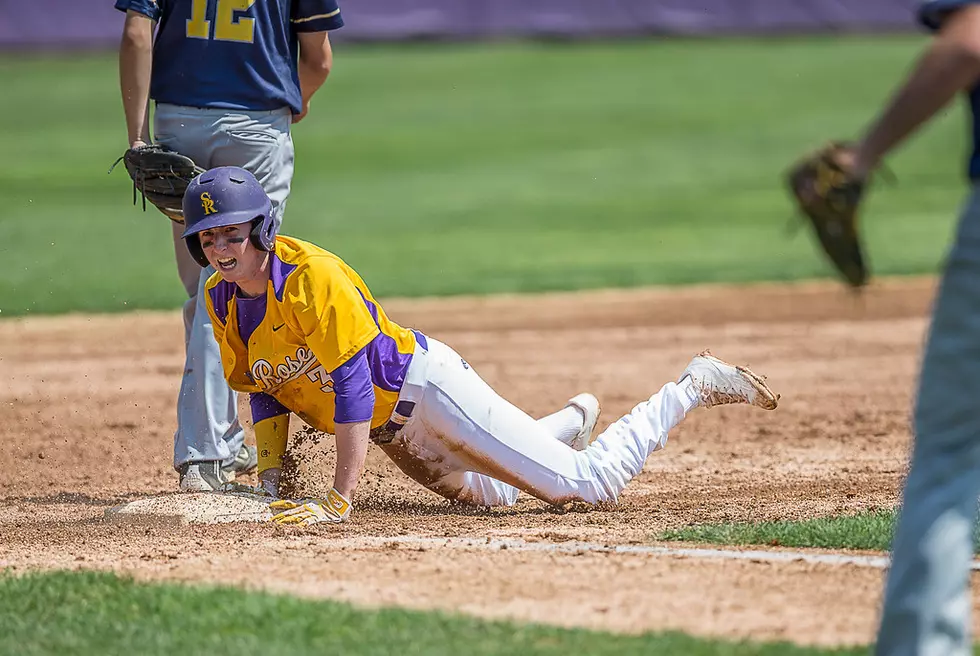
<box><xmin>203</xmin><ymin>236</ymin><xmax>421</xmax><ymax>435</ymax></box>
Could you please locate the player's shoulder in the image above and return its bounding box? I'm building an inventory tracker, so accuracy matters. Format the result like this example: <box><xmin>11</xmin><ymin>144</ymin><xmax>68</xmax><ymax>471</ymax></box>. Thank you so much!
<box><xmin>114</xmin><ymin>0</ymin><xmax>166</xmax><ymax>21</ymax></box>
<box><xmin>275</xmin><ymin>236</ymin><xmax>350</xmax><ymax>271</ymax></box>
<box><xmin>273</xmin><ymin>236</ymin><xmax>355</xmax><ymax>294</ymax></box>
<box><xmin>291</xmin><ymin>0</ymin><xmax>345</xmax><ymax>32</ymax></box>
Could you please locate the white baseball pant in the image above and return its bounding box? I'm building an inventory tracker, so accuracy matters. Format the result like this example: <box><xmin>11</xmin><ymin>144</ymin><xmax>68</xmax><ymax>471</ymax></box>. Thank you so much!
<box><xmin>379</xmin><ymin>336</ymin><xmax>698</xmax><ymax>506</ymax></box>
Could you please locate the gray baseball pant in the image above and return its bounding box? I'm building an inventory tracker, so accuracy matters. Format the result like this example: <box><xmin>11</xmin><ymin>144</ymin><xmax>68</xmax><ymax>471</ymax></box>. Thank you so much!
<box><xmin>153</xmin><ymin>103</ymin><xmax>295</xmax><ymax>469</ymax></box>
<box><xmin>875</xmin><ymin>185</ymin><xmax>980</xmax><ymax>655</ymax></box>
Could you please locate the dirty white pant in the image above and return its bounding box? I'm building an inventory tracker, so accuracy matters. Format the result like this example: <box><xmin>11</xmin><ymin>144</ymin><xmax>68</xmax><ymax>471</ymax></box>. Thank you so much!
<box><xmin>381</xmin><ymin>337</ymin><xmax>691</xmax><ymax>506</ymax></box>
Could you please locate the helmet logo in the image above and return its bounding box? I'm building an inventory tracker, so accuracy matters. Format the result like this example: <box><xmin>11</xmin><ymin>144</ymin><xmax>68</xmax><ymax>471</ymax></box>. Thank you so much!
<box><xmin>200</xmin><ymin>192</ymin><xmax>217</xmax><ymax>215</ymax></box>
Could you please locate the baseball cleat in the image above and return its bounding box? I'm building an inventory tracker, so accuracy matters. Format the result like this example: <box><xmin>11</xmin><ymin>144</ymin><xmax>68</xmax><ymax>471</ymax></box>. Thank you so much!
<box><xmin>679</xmin><ymin>350</ymin><xmax>779</xmax><ymax>411</ymax></box>
<box><xmin>222</xmin><ymin>444</ymin><xmax>258</xmax><ymax>478</ymax></box>
<box><xmin>565</xmin><ymin>393</ymin><xmax>601</xmax><ymax>451</ymax></box>
<box><xmin>178</xmin><ymin>460</ymin><xmax>227</xmax><ymax>492</ymax></box>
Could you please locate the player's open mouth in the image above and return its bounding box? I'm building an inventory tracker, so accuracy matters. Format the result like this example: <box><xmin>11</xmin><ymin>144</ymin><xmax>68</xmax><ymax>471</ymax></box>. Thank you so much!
<box><xmin>217</xmin><ymin>257</ymin><xmax>237</xmax><ymax>271</ymax></box>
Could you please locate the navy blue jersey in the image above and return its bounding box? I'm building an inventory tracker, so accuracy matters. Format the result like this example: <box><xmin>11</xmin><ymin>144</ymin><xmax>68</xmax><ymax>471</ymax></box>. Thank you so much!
<box><xmin>115</xmin><ymin>0</ymin><xmax>343</xmax><ymax>114</ymax></box>
<box><xmin>919</xmin><ymin>0</ymin><xmax>980</xmax><ymax>179</ymax></box>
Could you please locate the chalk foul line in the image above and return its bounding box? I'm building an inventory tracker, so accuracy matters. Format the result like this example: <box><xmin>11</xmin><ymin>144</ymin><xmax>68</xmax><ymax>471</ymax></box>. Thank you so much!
<box><xmin>335</xmin><ymin>535</ymin><xmax>980</xmax><ymax>571</ymax></box>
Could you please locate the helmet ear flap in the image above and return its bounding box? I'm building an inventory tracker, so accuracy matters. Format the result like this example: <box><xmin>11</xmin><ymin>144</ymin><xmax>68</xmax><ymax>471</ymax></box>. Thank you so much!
<box><xmin>185</xmin><ymin>234</ymin><xmax>211</xmax><ymax>268</ymax></box>
<box><xmin>249</xmin><ymin>215</ymin><xmax>275</xmax><ymax>251</ymax></box>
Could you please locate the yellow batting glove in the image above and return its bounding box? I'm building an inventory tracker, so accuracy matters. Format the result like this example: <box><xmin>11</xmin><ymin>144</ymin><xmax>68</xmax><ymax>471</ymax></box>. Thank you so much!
<box><xmin>269</xmin><ymin>488</ymin><xmax>351</xmax><ymax>526</ymax></box>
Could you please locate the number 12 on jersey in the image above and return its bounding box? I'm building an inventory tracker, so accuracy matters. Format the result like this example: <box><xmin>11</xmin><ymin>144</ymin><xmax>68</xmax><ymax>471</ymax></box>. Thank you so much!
<box><xmin>187</xmin><ymin>0</ymin><xmax>256</xmax><ymax>43</ymax></box>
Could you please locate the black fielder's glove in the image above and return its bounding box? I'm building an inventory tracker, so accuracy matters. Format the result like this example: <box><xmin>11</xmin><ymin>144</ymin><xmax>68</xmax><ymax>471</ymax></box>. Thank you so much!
<box><xmin>110</xmin><ymin>144</ymin><xmax>205</xmax><ymax>224</ymax></box>
<box><xmin>785</xmin><ymin>141</ymin><xmax>870</xmax><ymax>288</ymax></box>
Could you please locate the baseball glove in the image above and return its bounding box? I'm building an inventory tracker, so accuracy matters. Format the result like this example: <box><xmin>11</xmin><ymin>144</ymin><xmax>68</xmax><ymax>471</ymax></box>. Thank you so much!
<box><xmin>110</xmin><ymin>144</ymin><xmax>205</xmax><ymax>224</ymax></box>
<box><xmin>785</xmin><ymin>141</ymin><xmax>869</xmax><ymax>288</ymax></box>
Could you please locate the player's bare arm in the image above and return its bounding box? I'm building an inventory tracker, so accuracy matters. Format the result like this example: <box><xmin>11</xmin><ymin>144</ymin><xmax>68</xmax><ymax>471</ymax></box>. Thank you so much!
<box><xmin>118</xmin><ymin>10</ymin><xmax>155</xmax><ymax>148</ymax></box>
<box><xmin>851</xmin><ymin>5</ymin><xmax>980</xmax><ymax>177</ymax></box>
<box><xmin>264</xmin><ymin>421</ymin><xmax>361</xmax><ymax>527</ymax></box>
<box><xmin>785</xmin><ymin>3</ymin><xmax>980</xmax><ymax>289</ymax></box>
<box><xmin>333</xmin><ymin>420</ymin><xmax>371</xmax><ymax>500</ymax></box>
<box><xmin>245</xmin><ymin>419</ymin><xmax>367</xmax><ymax>526</ymax></box>
<box><xmin>294</xmin><ymin>31</ymin><xmax>334</xmax><ymax>124</ymax></box>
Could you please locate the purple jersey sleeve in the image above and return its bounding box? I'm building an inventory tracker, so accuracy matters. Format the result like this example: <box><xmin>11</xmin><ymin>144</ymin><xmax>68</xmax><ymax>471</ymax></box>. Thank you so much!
<box><xmin>250</xmin><ymin>392</ymin><xmax>290</xmax><ymax>424</ymax></box>
<box><xmin>919</xmin><ymin>0</ymin><xmax>979</xmax><ymax>29</ymax></box>
<box><xmin>292</xmin><ymin>0</ymin><xmax>344</xmax><ymax>32</ymax></box>
<box><xmin>331</xmin><ymin>348</ymin><xmax>375</xmax><ymax>424</ymax></box>
<box><xmin>114</xmin><ymin>0</ymin><xmax>161</xmax><ymax>21</ymax></box>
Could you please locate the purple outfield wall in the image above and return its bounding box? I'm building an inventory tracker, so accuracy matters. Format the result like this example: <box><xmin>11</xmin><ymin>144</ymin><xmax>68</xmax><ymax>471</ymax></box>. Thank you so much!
<box><xmin>0</xmin><ymin>0</ymin><xmax>924</xmax><ymax>50</ymax></box>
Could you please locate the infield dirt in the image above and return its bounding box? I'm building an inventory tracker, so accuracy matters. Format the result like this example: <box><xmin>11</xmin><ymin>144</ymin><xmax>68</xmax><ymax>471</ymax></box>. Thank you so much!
<box><xmin>2</xmin><ymin>276</ymin><xmax>974</xmax><ymax>647</ymax></box>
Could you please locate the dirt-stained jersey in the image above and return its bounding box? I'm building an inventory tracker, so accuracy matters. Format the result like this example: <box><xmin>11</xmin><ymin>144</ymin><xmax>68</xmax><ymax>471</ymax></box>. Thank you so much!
<box><xmin>204</xmin><ymin>235</ymin><xmax>419</xmax><ymax>434</ymax></box>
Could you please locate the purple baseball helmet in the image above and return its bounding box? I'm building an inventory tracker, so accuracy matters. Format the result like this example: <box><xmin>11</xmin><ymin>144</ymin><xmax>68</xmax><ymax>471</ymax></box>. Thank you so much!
<box><xmin>181</xmin><ymin>166</ymin><xmax>276</xmax><ymax>268</ymax></box>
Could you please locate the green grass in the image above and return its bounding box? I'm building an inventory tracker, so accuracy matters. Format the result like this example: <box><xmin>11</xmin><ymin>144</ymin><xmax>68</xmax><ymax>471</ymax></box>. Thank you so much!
<box><xmin>660</xmin><ymin>509</ymin><xmax>900</xmax><ymax>550</ymax></box>
<box><xmin>0</xmin><ymin>36</ymin><xmax>969</xmax><ymax>316</ymax></box>
<box><xmin>0</xmin><ymin>569</ymin><xmax>865</xmax><ymax>655</ymax></box>
<box><xmin>660</xmin><ymin>508</ymin><xmax>980</xmax><ymax>552</ymax></box>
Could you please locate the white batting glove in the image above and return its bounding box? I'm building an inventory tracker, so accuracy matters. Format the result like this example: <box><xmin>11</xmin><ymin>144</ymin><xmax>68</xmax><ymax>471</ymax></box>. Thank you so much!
<box><xmin>269</xmin><ymin>488</ymin><xmax>351</xmax><ymax>526</ymax></box>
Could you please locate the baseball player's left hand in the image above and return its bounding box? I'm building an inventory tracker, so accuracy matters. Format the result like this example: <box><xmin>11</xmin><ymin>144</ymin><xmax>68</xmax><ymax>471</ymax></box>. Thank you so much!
<box><xmin>269</xmin><ymin>488</ymin><xmax>351</xmax><ymax>526</ymax></box>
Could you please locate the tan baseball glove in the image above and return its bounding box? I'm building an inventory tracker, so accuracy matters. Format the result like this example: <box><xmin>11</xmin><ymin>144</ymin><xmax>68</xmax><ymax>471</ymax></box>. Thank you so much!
<box><xmin>785</xmin><ymin>141</ymin><xmax>869</xmax><ymax>288</ymax></box>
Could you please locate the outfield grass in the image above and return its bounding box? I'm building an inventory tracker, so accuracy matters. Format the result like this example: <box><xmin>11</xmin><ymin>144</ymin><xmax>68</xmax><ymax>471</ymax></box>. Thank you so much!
<box><xmin>0</xmin><ymin>36</ymin><xmax>969</xmax><ymax>316</ymax></box>
<box><xmin>0</xmin><ymin>570</ymin><xmax>865</xmax><ymax>655</ymax></box>
<box><xmin>660</xmin><ymin>508</ymin><xmax>980</xmax><ymax>552</ymax></box>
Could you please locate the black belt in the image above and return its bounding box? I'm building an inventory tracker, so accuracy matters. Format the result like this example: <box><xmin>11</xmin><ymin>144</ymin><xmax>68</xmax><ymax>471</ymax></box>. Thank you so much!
<box><xmin>370</xmin><ymin>330</ymin><xmax>426</xmax><ymax>444</ymax></box>
<box><xmin>370</xmin><ymin>399</ymin><xmax>416</xmax><ymax>444</ymax></box>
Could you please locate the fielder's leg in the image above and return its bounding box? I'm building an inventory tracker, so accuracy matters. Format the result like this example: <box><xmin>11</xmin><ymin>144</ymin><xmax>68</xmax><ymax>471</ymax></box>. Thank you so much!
<box><xmin>155</xmin><ymin>107</ymin><xmax>245</xmax><ymax>486</ymax></box>
<box><xmin>204</xmin><ymin>108</ymin><xmax>294</xmax><ymax>476</ymax></box>
<box><xmin>172</xmin><ymin>266</ymin><xmax>246</xmax><ymax>471</ymax></box>
<box><xmin>875</xmin><ymin>188</ymin><xmax>980</xmax><ymax>656</ymax></box>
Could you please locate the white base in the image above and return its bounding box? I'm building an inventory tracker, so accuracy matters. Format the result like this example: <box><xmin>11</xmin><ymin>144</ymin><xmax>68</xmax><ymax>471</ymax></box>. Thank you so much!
<box><xmin>103</xmin><ymin>492</ymin><xmax>274</xmax><ymax>525</ymax></box>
